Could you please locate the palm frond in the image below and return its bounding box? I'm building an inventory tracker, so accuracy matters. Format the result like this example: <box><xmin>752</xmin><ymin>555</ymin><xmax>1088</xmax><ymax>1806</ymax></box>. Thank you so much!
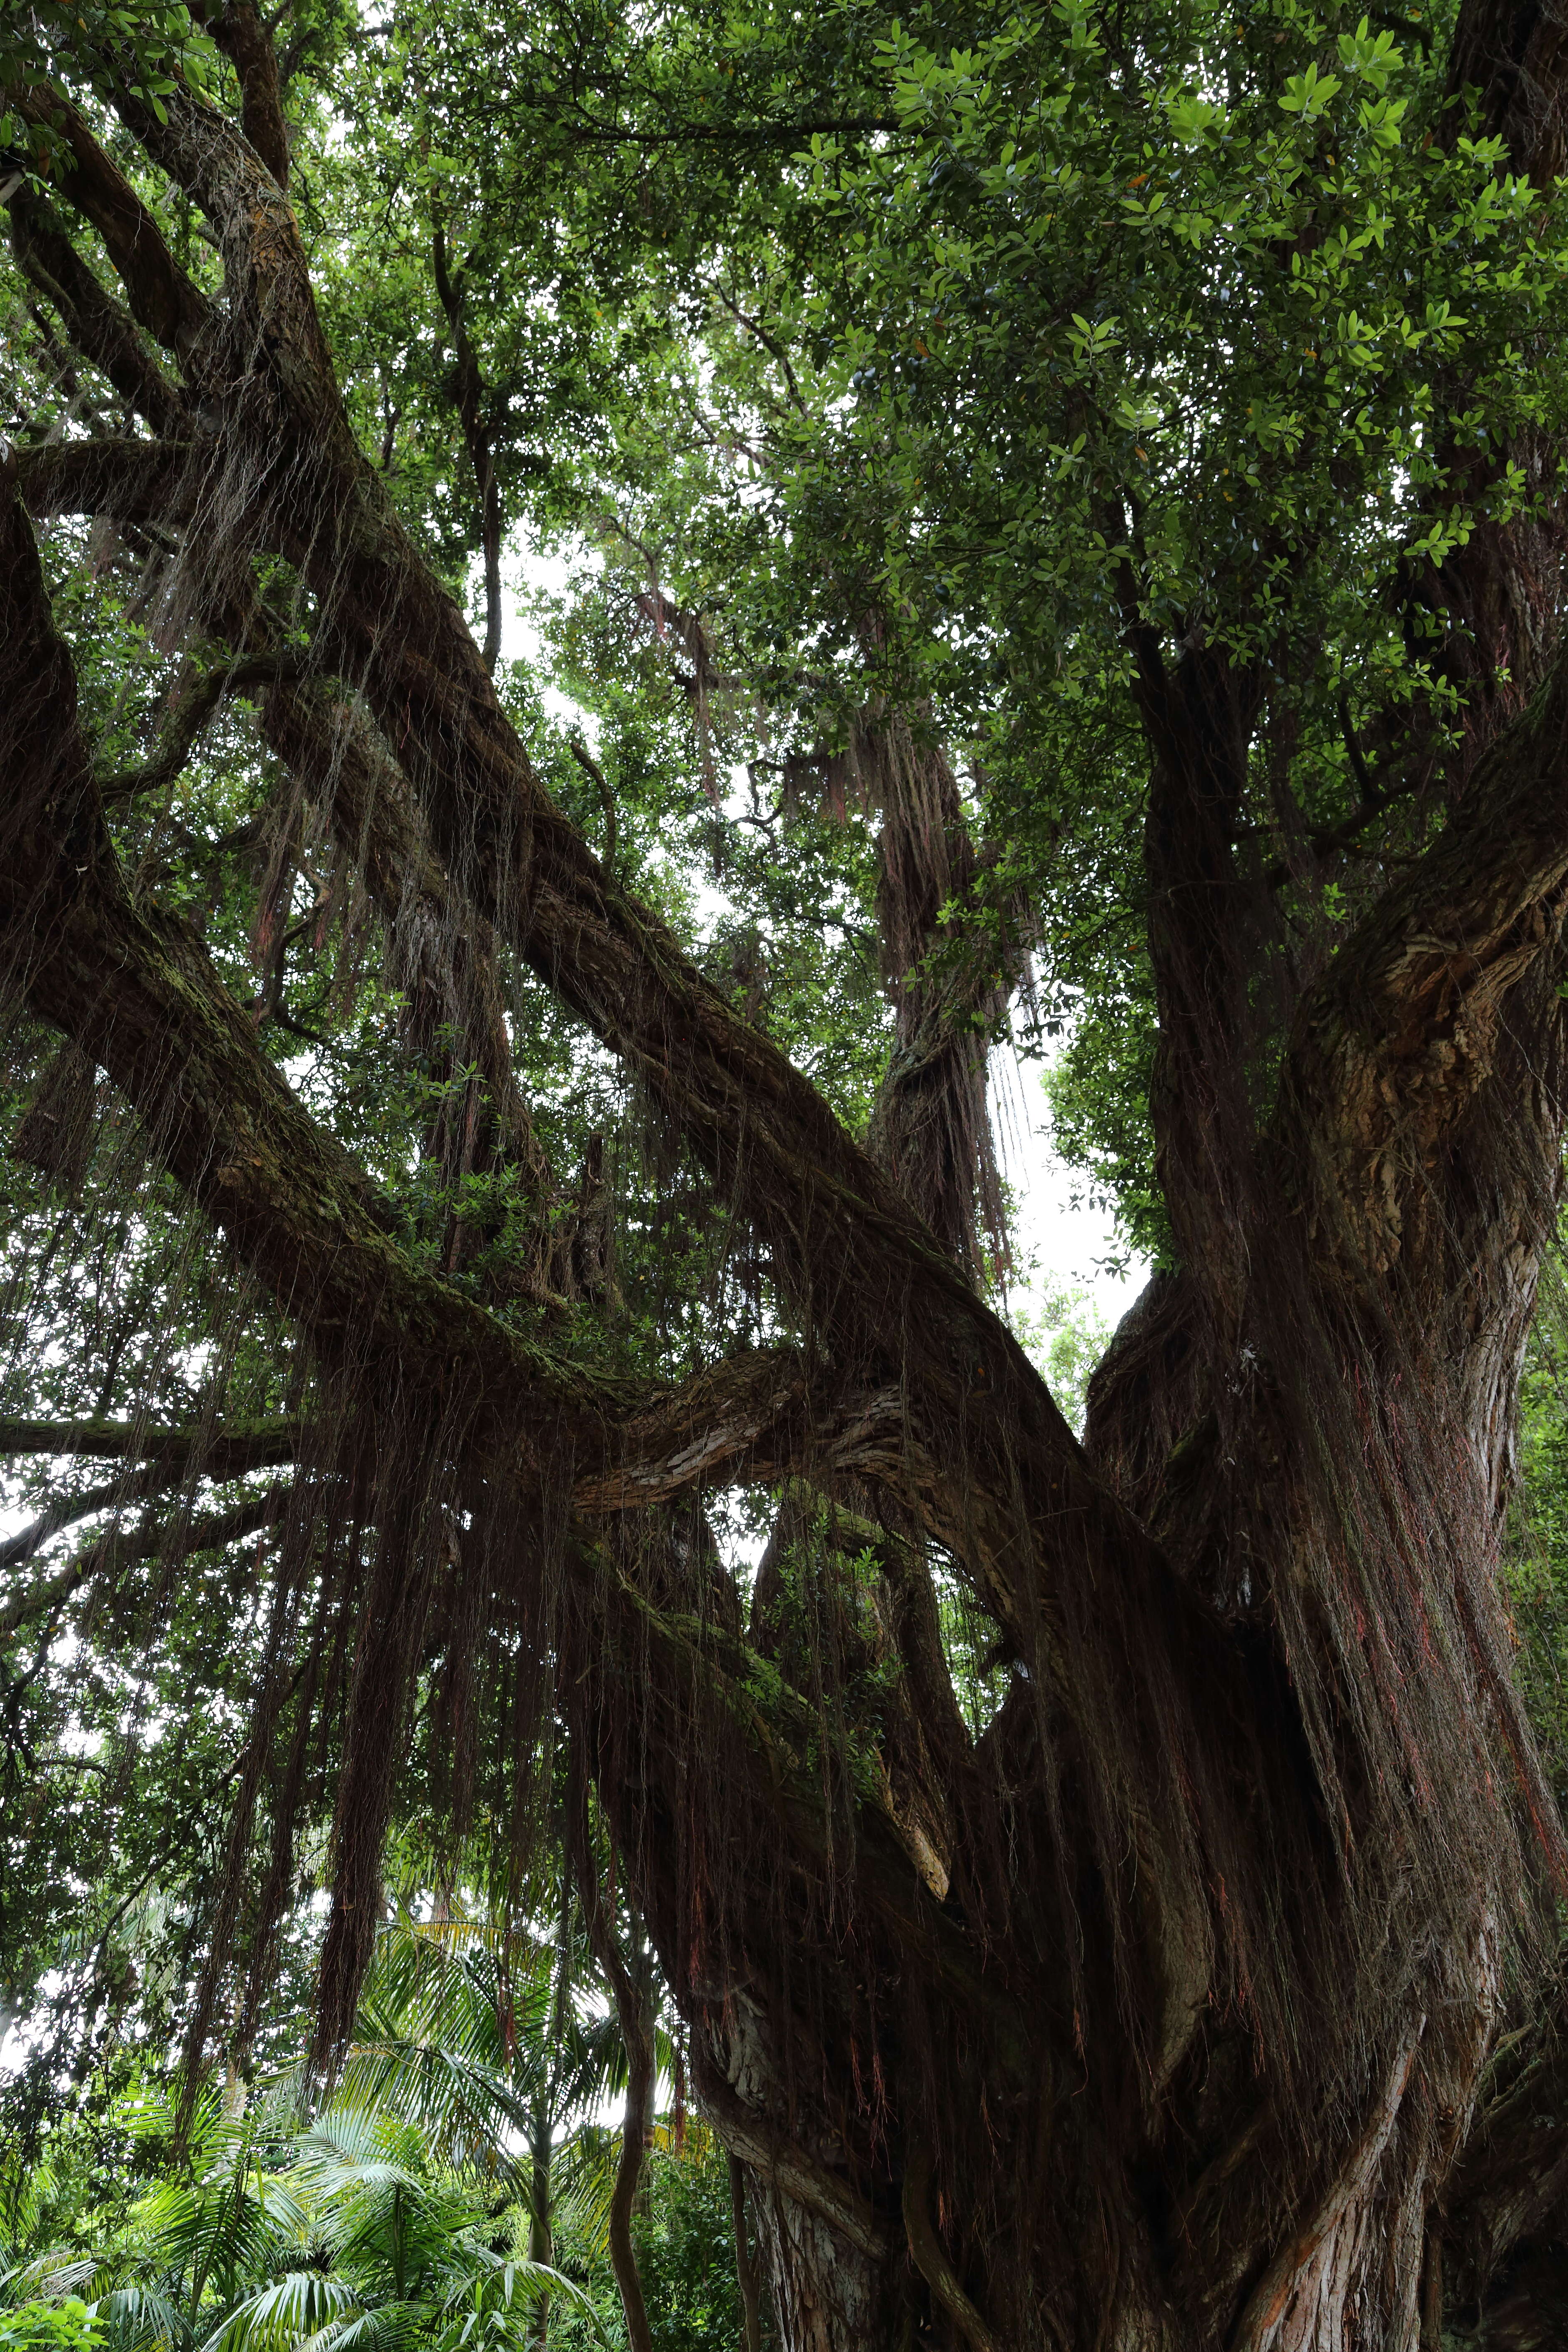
<box><xmin>292</xmin><ymin>2117</ymin><xmax>424</xmax><ymax>2199</ymax></box>
<box><xmin>196</xmin><ymin>2270</ymin><xmax>360</xmax><ymax>2352</ymax></box>
<box><xmin>297</xmin><ymin>2301</ymin><xmax>424</xmax><ymax>2352</ymax></box>
<box><xmin>544</xmin><ymin>2136</ymin><xmax>618</xmax><ymax>2268</ymax></box>
<box><xmin>433</xmin><ymin>2254</ymin><xmax>613</xmax><ymax>2351</ymax></box>
<box><xmin>90</xmin><ymin>2281</ymin><xmax>191</xmax><ymax>2352</ymax></box>
<box><xmin>328</xmin><ymin>2072</ymin><xmax>525</xmax><ymax>2194</ymax></box>
<box><xmin>0</xmin><ymin>2251</ymin><xmax>99</xmax><ymax>2306</ymax></box>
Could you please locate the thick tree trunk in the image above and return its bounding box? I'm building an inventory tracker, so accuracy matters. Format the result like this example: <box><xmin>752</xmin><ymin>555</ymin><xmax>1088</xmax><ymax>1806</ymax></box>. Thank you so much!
<box><xmin>563</xmin><ymin>595</ymin><xmax>1568</xmax><ymax>2345</ymax></box>
<box><xmin>752</xmin><ymin>2194</ymin><xmax>889</xmax><ymax>2352</ymax></box>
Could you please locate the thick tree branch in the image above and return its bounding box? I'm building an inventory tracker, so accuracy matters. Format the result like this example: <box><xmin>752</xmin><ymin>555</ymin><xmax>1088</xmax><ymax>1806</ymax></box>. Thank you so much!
<box><xmin>211</xmin><ymin>0</ymin><xmax>291</xmax><ymax>189</ymax></box>
<box><xmin>0</xmin><ymin>1471</ymin><xmax>138</xmax><ymax>1572</ymax></box>
<box><xmin>0</xmin><ymin>463</ymin><xmax>986</xmax><ymax>1542</ymax></box>
<box><xmin>12</xmin><ymin>88</ymin><xmax>212</xmax><ymax>362</ymax></box>
<box><xmin>1135</xmin><ymin>643</ymin><xmax>1264</xmax><ymax>1327</ymax></box>
<box><xmin>572</xmin><ymin>1355</ymin><xmax>847</xmax><ymax>1509</ymax></box>
<box><xmin>1282</xmin><ymin>631</ymin><xmax>1568</xmax><ymax>1289</ymax></box>
<box><xmin>0</xmin><ymin>1415</ymin><xmax>300</xmax><ymax>1475</ymax></box>
<box><xmin>15</xmin><ymin>434</ymin><xmax>197</xmax><ymax>528</ymax></box>
<box><xmin>97</xmin><ymin>68</ymin><xmax>1134</xmax><ymax>1639</ymax></box>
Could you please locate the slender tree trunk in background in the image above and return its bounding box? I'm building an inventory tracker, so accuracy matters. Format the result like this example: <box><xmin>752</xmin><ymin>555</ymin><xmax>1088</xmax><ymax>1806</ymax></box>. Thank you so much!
<box><xmin>571</xmin><ymin>1773</ymin><xmax>657</xmax><ymax>2352</ymax></box>
<box><xmin>527</xmin><ymin>1859</ymin><xmax>574</xmax><ymax>2344</ymax></box>
<box><xmin>527</xmin><ymin>2098</ymin><xmax>553</xmax><ymax>2344</ymax></box>
<box><xmin>604</xmin><ymin>1973</ymin><xmax>656</xmax><ymax>2352</ymax></box>
<box><xmin>430</xmin><ymin>209</ymin><xmax>504</xmax><ymax>678</ymax></box>
<box><xmin>729</xmin><ymin>2154</ymin><xmax>764</xmax><ymax>2352</ymax></box>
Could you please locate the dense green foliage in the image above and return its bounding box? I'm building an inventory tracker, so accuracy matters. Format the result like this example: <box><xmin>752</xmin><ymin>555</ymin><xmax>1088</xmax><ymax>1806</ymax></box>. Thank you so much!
<box><xmin>0</xmin><ymin>1917</ymin><xmax>734</xmax><ymax>2352</ymax></box>
<box><xmin>0</xmin><ymin>2020</ymin><xmax>733</xmax><ymax>2352</ymax></box>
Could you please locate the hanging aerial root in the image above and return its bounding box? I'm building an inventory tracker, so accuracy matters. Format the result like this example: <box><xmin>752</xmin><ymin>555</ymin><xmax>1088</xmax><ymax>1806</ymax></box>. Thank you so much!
<box><xmin>1229</xmin><ymin>2013</ymin><xmax>1425</xmax><ymax>2352</ymax></box>
<box><xmin>901</xmin><ymin>2134</ymin><xmax>997</xmax><ymax>2352</ymax></box>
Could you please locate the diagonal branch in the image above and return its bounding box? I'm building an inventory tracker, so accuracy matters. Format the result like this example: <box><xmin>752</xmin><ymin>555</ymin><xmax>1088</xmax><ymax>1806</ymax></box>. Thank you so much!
<box><xmin>12</xmin><ymin>87</ymin><xmax>212</xmax><ymax>363</ymax></box>
<box><xmin>0</xmin><ymin>460</ymin><xmax>631</xmax><ymax>1471</ymax></box>
<box><xmin>0</xmin><ymin>1471</ymin><xmax>145</xmax><ymax>1572</ymax></box>
<box><xmin>0</xmin><ymin>455</ymin><xmax>965</xmax><ymax>1535</ymax></box>
<box><xmin>99</xmin><ymin>651</ymin><xmax>314</xmax><ymax>802</ymax></box>
<box><xmin>7</xmin><ymin>184</ymin><xmax>186</xmax><ymax>433</ymax></box>
<box><xmin>691</xmin><ymin>2053</ymin><xmax>891</xmax><ymax>2262</ymax></box>
<box><xmin>98</xmin><ymin>66</ymin><xmax>1109</xmax><ymax>1613</ymax></box>
<box><xmin>902</xmin><ymin>2135</ymin><xmax>996</xmax><ymax>2352</ymax></box>
<box><xmin>0</xmin><ymin>1485</ymin><xmax>289</xmax><ymax>1640</ymax></box>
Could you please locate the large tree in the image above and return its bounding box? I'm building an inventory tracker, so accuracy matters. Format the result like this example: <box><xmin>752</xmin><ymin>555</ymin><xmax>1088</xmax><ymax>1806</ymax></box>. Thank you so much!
<box><xmin>5</xmin><ymin>0</ymin><xmax>1568</xmax><ymax>2345</ymax></box>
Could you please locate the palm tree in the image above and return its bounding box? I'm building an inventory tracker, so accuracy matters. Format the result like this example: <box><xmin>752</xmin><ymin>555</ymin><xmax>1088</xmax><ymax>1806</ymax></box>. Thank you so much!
<box><xmin>3</xmin><ymin>2083</ymin><xmax>299</xmax><ymax>2352</ymax></box>
<box><xmin>1</xmin><ymin>2056</ymin><xmax>600</xmax><ymax>2352</ymax></box>
<box><xmin>334</xmin><ymin>1903</ymin><xmax>642</xmax><ymax>2286</ymax></box>
<box><xmin>2</xmin><ymin>1872</ymin><xmax>684</xmax><ymax>2352</ymax></box>
<box><xmin>204</xmin><ymin>2105</ymin><xmax>602</xmax><ymax>2352</ymax></box>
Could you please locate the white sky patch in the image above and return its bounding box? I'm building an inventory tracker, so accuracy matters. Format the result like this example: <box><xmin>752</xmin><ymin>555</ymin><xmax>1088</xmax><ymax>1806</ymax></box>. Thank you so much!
<box><xmin>991</xmin><ymin>1043</ymin><xmax>1149</xmax><ymax>1324</ymax></box>
<box><xmin>504</xmin><ymin>541</ymin><xmax>593</xmax><ymax>733</ymax></box>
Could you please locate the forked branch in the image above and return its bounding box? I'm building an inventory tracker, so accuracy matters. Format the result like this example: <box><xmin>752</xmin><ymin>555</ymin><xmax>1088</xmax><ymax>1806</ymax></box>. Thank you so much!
<box><xmin>99</xmin><ymin>652</ymin><xmax>314</xmax><ymax>802</ymax></box>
